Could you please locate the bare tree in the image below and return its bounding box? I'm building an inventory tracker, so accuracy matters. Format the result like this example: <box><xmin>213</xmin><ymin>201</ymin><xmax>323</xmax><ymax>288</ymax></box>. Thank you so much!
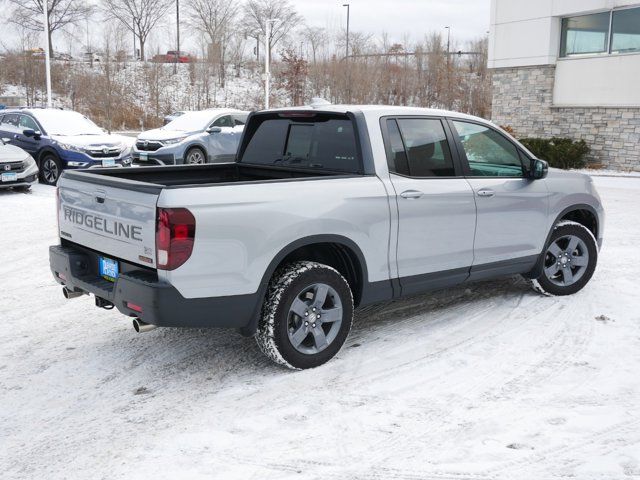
<box><xmin>186</xmin><ymin>0</ymin><xmax>238</xmax><ymax>87</ymax></box>
<box><xmin>101</xmin><ymin>0</ymin><xmax>172</xmax><ymax>61</ymax></box>
<box><xmin>301</xmin><ymin>26</ymin><xmax>326</xmax><ymax>65</ymax></box>
<box><xmin>242</xmin><ymin>0</ymin><xmax>300</xmax><ymax>60</ymax></box>
<box><xmin>7</xmin><ymin>0</ymin><xmax>93</xmax><ymax>57</ymax></box>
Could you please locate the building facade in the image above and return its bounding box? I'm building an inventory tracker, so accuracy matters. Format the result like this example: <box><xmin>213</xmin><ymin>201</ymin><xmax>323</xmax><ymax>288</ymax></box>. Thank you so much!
<box><xmin>489</xmin><ymin>0</ymin><xmax>640</xmax><ymax>170</ymax></box>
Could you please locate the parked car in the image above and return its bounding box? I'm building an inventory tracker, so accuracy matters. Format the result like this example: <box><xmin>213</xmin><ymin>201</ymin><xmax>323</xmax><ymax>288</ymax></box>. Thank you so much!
<box><xmin>165</xmin><ymin>51</ymin><xmax>194</xmax><ymax>63</ymax></box>
<box><xmin>0</xmin><ymin>108</ymin><xmax>133</xmax><ymax>185</ymax></box>
<box><xmin>83</xmin><ymin>52</ymin><xmax>103</xmax><ymax>64</ymax></box>
<box><xmin>0</xmin><ymin>137</ymin><xmax>38</xmax><ymax>191</ymax></box>
<box><xmin>50</xmin><ymin>105</ymin><xmax>604</xmax><ymax>369</ymax></box>
<box><xmin>163</xmin><ymin>111</ymin><xmax>186</xmax><ymax>125</ymax></box>
<box><xmin>133</xmin><ymin>109</ymin><xmax>248</xmax><ymax>165</ymax></box>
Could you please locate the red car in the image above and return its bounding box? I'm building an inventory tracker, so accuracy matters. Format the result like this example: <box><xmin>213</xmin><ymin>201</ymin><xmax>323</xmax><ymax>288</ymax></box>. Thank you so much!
<box><xmin>165</xmin><ymin>51</ymin><xmax>193</xmax><ymax>63</ymax></box>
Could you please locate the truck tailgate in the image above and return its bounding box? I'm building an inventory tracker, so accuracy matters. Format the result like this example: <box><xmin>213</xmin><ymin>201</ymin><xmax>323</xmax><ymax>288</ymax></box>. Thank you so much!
<box><xmin>57</xmin><ymin>176</ymin><xmax>158</xmax><ymax>268</ymax></box>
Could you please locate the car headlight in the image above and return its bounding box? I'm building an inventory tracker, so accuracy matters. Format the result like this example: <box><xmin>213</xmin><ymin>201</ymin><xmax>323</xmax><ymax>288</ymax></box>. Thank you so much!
<box><xmin>162</xmin><ymin>137</ymin><xmax>186</xmax><ymax>145</ymax></box>
<box><xmin>56</xmin><ymin>142</ymin><xmax>85</xmax><ymax>153</ymax></box>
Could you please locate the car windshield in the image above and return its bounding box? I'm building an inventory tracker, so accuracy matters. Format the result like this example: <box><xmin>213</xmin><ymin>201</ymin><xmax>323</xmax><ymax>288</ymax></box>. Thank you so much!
<box><xmin>34</xmin><ymin>110</ymin><xmax>104</xmax><ymax>136</ymax></box>
<box><xmin>162</xmin><ymin>111</ymin><xmax>217</xmax><ymax>132</ymax></box>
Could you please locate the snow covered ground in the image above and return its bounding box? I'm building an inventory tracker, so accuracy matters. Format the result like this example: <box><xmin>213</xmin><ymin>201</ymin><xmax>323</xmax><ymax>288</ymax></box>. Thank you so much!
<box><xmin>1</xmin><ymin>177</ymin><xmax>639</xmax><ymax>480</ymax></box>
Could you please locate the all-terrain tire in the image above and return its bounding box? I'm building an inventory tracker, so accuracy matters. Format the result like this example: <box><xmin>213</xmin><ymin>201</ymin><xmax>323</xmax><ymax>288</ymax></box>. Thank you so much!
<box><xmin>255</xmin><ymin>261</ymin><xmax>354</xmax><ymax>370</ymax></box>
<box><xmin>529</xmin><ymin>220</ymin><xmax>598</xmax><ymax>296</ymax></box>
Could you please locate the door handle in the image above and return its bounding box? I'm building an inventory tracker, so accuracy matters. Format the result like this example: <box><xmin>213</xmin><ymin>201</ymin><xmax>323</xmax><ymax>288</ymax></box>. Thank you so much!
<box><xmin>14</xmin><ymin>134</ymin><xmax>19</xmax><ymax>139</ymax></box>
<box><xmin>400</xmin><ymin>190</ymin><xmax>424</xmax><ymax>200</ymax></box>
<box><xmin>477</xmin><ymin>189</ymin><xmax>495</xmax><ymax>198</ymax></box>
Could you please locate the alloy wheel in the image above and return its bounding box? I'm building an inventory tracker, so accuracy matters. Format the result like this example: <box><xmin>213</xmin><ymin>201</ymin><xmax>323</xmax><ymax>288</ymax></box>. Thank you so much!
<box><xmin>43</xmin><ymin>158</ymin><xmax>59</xmax><ymax>184</ymax></box>
<box><xmin>543</xmin><ymin>234</ymin><xmax>590</xmax><ymax>286</ymax></box>
<box><xmin>186</xmin><ymin>150</ymin><xmax>204</xmax><ymax>164</ymax></box>
<box><xmin>287</xmin><ymin>283</ymin><xmax>343</xmax><ymax>355</ymax></box>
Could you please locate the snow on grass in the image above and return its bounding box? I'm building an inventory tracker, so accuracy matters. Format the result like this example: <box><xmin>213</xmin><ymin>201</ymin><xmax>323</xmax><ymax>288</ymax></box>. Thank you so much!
<box><xmin>1</xmin><ymin>177</ymin><xmax>639</xmax><ymax>479</ymax></box>
<box><xmin>571</xmin><ymin>168</ymin><xmax>640</xmax><ymax>177</ymax></box>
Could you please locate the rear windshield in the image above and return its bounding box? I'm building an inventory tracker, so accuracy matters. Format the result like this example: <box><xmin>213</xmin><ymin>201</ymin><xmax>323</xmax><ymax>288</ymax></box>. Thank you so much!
<box><xmin>239</xmin><ymin>114</ymin><xmax>361</xmax><ymax>174</ymax></box>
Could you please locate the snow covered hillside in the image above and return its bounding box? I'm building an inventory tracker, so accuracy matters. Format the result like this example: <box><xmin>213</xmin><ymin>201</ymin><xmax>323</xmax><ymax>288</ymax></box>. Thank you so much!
<box><xmin>1</xmin><ymin>177</ymin><xmax>639</xmax><ymax>479</ymax></box>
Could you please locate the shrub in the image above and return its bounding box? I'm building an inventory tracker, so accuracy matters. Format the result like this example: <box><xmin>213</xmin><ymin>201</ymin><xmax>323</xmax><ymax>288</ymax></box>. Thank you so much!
<box><xmin>519</xmin><ymin>137</ymin><xmax>590</xmax><ymax>170</ymax></box>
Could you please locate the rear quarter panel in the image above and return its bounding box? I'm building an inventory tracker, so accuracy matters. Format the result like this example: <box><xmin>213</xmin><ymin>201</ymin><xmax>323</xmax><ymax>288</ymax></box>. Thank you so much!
<box><xmin>157</xmin><ymin>176</ymin><xmax>392</xmax><ymax>299</ymax></box>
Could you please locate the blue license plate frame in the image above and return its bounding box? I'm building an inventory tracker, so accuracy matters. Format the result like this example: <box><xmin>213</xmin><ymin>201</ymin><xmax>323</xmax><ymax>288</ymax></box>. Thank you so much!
<box><xmin>1</xmin><ymin>172</ymin><xmax>18</xmax><ymax>182</ymax></box>
<box><xmin>99</xmin><ymin>256</ymin><xmax>119</xmax><ymax>282</ymax></box>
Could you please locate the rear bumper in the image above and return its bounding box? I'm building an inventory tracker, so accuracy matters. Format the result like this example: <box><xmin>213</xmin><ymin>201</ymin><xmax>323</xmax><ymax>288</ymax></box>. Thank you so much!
<box><xmin>49</xmin><ymin>243</ymin><xmax>259</xmax><ymax>330</ymax></box>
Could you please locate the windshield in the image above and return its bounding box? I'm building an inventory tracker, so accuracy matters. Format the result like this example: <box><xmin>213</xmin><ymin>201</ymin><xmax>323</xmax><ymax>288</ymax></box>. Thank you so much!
<box><xmin>162</xmin><ymin>111</ymin><xmax>217</xmax><ymax>132</ymax></box>
<box><xmin>239</xmin><ymin>114</ymin><xmax>361</xmax><ymax>174</ymax></box>
<box><xmin>34</xmin><ymin>110</ymin><xmax>104</xmax><ymax>136</ymax></box>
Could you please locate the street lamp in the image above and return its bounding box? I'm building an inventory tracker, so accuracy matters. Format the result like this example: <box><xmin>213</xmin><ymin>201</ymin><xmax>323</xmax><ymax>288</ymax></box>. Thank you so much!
<box><xmin>445</xmin><ymin>26</ymin><xmax>451</xmax><ymax>109</ymax></box>
<box><xmin>343</xmin><ymin>3</ymin><xmax>350</xmax><ymax>102</ymax></box>
<box><xmin>264</xmin><ymin>18</ymin><xmax>279</xmax><ymax>109</ymax></box>
<box><xmin>42</xmin><ymin>0</ymin><xmax>52</xmax><ymax>107</ymax></box>
<box><xmin>174</xmin><ymin>0</ymin><xmax>180</xmax><ymax>74</ymax></box>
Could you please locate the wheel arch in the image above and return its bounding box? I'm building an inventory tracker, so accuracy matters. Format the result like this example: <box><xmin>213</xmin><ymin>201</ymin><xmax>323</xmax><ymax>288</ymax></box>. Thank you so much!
<box><xmin>183</xmin><ymin>143</ymin><xmax>207</xmax><ymax>163</ymax></box>
<box><xmin>241</xmin><ymin>234</ymin><xmax>378</xmax><ymax>336</ymax></box>
<box><xmin>525</xmin><ymin>204</ymin><xmax>600</xmax><ymax>280</ymax></box>
<box><xmin>36</xmin><ymin>146</ymin><xmax>60</xmax><ymax>166</ymax></box>
<box><xmin>557</xmin><ymin>205</ymin><xmax>599</xmax><ymax>240</ymax></box>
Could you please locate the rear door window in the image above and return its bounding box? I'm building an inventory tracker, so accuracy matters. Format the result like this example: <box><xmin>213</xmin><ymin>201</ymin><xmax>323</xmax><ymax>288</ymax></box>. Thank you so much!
<box><xmin>1</xmin><ymin>113</ymin><xmax>20</xmax><ymax>128</ymax></box>
<box><xmin>233</xmin><ymin>114</ymin><xmax>248</xmax><ymax>126</ymax></box>
<box><xmin>240</xmin><ymin>115</ymin><xmax>360</xmax><ymax>174</ymax></box>
<box><xmin>384</xmin><ymin>118</ymin><xmax>455</xmax><ymax>177</ymax></box>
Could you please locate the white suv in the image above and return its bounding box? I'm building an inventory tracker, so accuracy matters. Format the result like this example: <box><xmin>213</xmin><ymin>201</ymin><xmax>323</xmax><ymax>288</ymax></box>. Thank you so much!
<box><xmin>133</xmin><ymin>109</ymin><xmax>249</xmax><ymax>166</ymax></box>
<box><xmin>0</xmin><ymin>138</ymin><xmax>38</xmax><ymax>191</ymax></box>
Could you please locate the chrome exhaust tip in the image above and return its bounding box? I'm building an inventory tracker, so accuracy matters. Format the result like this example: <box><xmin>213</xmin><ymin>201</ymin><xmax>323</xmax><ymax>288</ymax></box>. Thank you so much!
<box><xmin>133</xmin><ymin>318</ymin><xmax>157</xmax><ymax>333</ymax></box>
<box><xmin>62</xmin><ymin>287</ymin><xmax>83</xmax><ymax>299</ymax></box>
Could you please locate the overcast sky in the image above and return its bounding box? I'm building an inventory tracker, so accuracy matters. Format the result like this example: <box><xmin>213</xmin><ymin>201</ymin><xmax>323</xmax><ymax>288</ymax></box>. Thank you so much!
<box><xmin>288</xmin><ymin>0</ymin><xmax>491</xmax><ymax>44</ymax></box>
<box><xmin>3</xmin><ymin>0</ymin><xmax>491</xmax><ymax>53</ymax></box>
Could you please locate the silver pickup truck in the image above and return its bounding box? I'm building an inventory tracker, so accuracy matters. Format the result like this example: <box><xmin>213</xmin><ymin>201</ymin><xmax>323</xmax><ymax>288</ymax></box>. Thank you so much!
<box><xmin>49</xmin><ymin>106</ymin><xmax>604</xmax><ymax>369</ymax></box>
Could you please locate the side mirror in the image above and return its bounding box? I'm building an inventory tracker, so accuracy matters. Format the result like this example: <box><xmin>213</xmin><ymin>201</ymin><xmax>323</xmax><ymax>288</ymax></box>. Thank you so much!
<box><xmin>206</xmin><ymin>126</ymin><xmax>222</xmax><ymax>134</ymax></box>
<box><xmin>23</xmin><ymin>128</ymin><xmax>35</xmax><ymax>137</ymax></box>
<box><xmin>530</xmin><ymin>158</ymin><xmax>548</xmax><ymax>180</ymax></box>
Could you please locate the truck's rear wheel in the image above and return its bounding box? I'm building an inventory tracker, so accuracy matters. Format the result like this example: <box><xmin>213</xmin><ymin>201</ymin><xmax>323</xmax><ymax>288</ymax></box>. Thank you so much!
<box><xmin>529</xmin><ymin>221</ymin><xmax>598</xmax><ymax>296</ymax></box>
<box><xmin>255</xmin><ymin>261</ymin><xmax>353</xmax><ymax>370</ymax></box>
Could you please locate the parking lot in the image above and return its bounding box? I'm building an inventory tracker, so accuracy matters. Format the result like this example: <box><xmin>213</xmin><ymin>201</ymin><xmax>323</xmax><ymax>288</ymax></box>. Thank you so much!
<box><xmin>1</xmin><ymin>175</ymin><xmax>639</xmax><ymax>479</ymax></box>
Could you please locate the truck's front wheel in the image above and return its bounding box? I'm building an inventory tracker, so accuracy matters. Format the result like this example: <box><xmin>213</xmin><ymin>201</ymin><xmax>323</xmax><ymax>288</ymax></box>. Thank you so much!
<box><xmin>256</xmin><ymin>261</ymin><xmax>353</xmax><ymax>370</ymax></box>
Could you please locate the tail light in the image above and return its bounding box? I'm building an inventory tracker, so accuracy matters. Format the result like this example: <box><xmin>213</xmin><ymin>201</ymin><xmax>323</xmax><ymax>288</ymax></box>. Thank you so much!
<box><xmin>156</xmin><ymin>208</ymin><xmax>196</xmax><ymax>270</ymax></box>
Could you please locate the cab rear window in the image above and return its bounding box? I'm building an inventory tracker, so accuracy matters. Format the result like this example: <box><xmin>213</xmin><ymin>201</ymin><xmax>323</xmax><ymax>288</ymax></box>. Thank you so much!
<box><xmin>239</xmin><ymin>114</ymin><xmax>361</xmax><ymax>174</ymax></box>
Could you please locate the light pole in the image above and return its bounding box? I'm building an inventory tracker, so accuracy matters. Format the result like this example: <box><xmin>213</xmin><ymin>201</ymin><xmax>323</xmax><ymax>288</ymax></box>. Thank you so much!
<box><xmin>173</xmin><ymin>0</ymin><xmax>180</xmax><ymax>73</ymax></box>
<box><xmin>445</xmin><ymin>26</ymin><xmax>451</xmax><ymax>109</ymax></box>
<box><xmin>42</xmin><ymin>0</ymin><xmax>52</xmax><ymax>107</ymax></box>
<box><xmin>342</xmin><ymin>3</ymin><xmax>350</xmax><ymax>102</ymax></box>
<box><xmin>264</xmin><ymin>18</ymin><xmax>278</xmax><ymax>109</ymax></box>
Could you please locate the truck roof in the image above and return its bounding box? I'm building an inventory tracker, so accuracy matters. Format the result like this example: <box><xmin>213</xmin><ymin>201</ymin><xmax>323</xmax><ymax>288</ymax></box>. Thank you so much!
<box><xmin>262</xmin><ymin>104</ymin><xmax>489</xmax><ymax>124</ymax></box>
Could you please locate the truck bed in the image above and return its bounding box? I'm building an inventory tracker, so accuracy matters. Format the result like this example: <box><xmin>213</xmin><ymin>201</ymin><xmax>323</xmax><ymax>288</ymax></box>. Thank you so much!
<box><xmin>63</xmin><ymin>163</ymin><xmax>354</xmax><ymax>192</ymax></box>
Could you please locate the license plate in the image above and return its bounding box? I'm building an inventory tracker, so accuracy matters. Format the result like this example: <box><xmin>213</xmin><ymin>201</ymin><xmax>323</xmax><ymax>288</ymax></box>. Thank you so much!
<box><xmin>140</xmin><ymin>153</ymin><xmax>148</xmax><ymax>161</ymax></box>
<box><xmin>1</xmin><ymin>172</ymin><xmax>17</xmax><ymax>182</ymax></box>
<box><xmin>99</xmin><ymin>257</ymin><xmax>119</xmax><ymax>281</ymax></box>
<box><xmin>102</xmin><ymin>159</ymin><xmax>116</xmax><ymax>167</ymax></box>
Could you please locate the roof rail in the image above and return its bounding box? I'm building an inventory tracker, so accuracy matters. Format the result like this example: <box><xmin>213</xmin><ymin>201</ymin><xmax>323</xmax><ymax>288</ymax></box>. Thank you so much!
<box><xmin>1</xmin><ymin>106</ymin><xmax>64</xmax><ymax>111</ymax></box>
